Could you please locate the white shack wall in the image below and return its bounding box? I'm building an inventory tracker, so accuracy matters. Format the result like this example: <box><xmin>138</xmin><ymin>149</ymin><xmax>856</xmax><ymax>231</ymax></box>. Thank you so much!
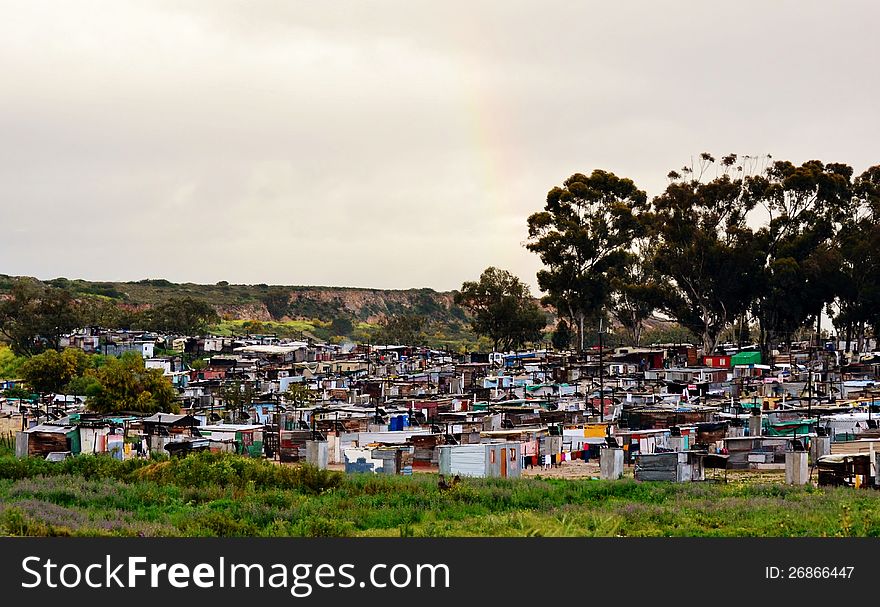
<box><xmin>439</xmin><ymin>444</ymin><xmax>486</xmax><ymax>477</ymax></box>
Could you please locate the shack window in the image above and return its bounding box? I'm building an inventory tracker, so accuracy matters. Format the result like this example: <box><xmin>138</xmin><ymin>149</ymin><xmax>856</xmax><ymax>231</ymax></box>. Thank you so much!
<box><xmin>490</xmin><ymin>449</ymin><xmax>496</xmax><ymax>464</ymax></box>
<box><xmin>510</xmin><ymin>449</ymin><xmax>516</xmax><ymax>462</ymax></box>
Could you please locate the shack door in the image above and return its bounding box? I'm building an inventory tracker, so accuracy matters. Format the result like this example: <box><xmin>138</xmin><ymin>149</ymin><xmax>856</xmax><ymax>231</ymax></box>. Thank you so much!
<box><xmin>500</xmin><ymin>448</ymin><xmax>508</xmax><ymax>478</ymax></box>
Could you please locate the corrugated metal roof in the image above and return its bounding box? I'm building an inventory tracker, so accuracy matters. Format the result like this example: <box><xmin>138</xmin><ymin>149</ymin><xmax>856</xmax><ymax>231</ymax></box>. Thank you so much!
<box><xmin>142</xmin><ymin>413</ymin><xmax>194</xmax><ymax>424</ymax></box>
<box><xmin>25</xmin><ymin>424</ymin><xmax>76</xmax><ymax>434</ymax></box>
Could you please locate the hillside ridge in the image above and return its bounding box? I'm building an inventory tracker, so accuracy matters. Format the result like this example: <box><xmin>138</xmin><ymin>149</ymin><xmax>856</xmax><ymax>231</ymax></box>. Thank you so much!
<box><xmin>0</xmin><ymin>275</ymin><xmax>466</xmax><ymax>324</ymax></box>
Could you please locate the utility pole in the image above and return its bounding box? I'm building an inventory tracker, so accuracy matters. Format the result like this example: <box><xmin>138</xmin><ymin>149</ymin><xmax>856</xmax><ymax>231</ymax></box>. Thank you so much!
<box><xmin>599</xmin><ymin>317</ymin><xmax>605</xmax><ymax>423</ymax></box>
<box><xmin>807</xmin><ymin>341</ymin><xmax>813</xmax><ymax>419</ymax></box>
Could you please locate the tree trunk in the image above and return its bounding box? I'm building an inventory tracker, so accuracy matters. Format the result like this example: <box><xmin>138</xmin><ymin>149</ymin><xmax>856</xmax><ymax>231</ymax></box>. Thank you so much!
<box><xmin>578</xmin><ymin>313</ymin><xmax>585</xmax><ymax>353</ymax></box>
<box><xmin>758</xmin><ymin>319</ymin><xmax>770</xmax><ymax>368</ymax></box>
<box><xmin>857</xmin><ymin>321</ymin><xmax>865</xmax><ymax>353</ymax></box>
<box><xmin>702</xmin><ymin>321</ymin><xmax>717</xmax><ymax>358</ymax></box>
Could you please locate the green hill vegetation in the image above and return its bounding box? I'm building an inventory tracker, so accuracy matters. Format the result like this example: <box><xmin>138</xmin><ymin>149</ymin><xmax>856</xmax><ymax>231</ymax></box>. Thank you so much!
<box><xmin>0</xmin><ymin>275</ymin><xmax>494</xmax><ymax>351</ymax></box>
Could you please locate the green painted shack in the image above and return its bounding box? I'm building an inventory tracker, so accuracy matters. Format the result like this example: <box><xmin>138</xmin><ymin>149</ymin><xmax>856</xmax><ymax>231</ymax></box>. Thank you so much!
<box><xmin>730</xmin><ymin>351</ymin><xmax>762</xmax><ymax>366</ymax></box>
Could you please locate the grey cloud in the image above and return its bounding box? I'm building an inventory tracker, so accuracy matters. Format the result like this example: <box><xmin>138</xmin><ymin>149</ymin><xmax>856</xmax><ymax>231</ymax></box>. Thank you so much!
<box><xmin>0</xmin><ymin>0</ymin><xmax>877</xmax><ymax>291</ymax></box>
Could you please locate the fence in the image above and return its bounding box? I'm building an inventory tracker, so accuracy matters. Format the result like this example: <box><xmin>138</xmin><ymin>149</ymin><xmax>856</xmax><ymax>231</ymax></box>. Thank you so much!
<box><xmin>0</xmin><ymin>431</ymin><xmax>15</xmax><ymax>455</ymax></box>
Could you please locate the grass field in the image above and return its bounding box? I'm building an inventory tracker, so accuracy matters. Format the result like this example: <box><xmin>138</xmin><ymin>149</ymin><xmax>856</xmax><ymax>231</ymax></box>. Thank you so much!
<box><xmin>1</xmin><ymin>452</ymin><xmax>880</xmax><ymax>537</ymax></box>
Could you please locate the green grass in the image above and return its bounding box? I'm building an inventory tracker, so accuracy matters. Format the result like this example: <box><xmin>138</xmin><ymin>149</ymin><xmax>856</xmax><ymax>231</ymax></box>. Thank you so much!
<box><xmin>1</xmin><ymin>452</ymin><xmax>880</xmax><ymax>537</ymax></box>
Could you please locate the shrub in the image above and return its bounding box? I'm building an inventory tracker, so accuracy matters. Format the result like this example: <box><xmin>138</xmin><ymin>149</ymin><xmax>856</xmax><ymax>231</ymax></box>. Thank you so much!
<box><xmin>133</xmin><ymin>452</ymin><xmax>342</xmax><ymax>493</ymax></box>
<box><xmin>290</xmin><ymin>516</ymin><xmax>355</xmax><ymax>537</ymax></box>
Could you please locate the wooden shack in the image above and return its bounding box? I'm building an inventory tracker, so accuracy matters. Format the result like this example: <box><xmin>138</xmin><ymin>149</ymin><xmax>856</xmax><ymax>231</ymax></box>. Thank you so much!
<box><xmin>622</xmin><ymin>408</ymin><xmax>716</xmax><ymax>430</ymax></box>
<box><xmin>278</xmin><ymin>429</ymin><xmax>315</xmax><ymax>462</ymax></box>
<box><xmin>695</xmin><ymin>421</ymin><xmax>729</xmax><ymax>446</ymax></box>
<box><xmin>15</xmin><ymin>424</ymin><xmax>79</xmax><ymax>458</ymax></box>
<box><xmin>817</xmin><ymin>454</ymin><xmax>873</xmax><ymax>488</ymax></box>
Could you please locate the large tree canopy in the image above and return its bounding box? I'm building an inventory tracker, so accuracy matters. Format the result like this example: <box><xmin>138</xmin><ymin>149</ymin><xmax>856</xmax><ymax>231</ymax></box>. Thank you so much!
<box><xmin>0</xmin><ymin>279</ymin><xmax>82</xmax><ymax>356</ymax></box>
<box><xmin>745</xmin><ymin>159</ymin><xmax>853</xmax><ymax>356</ymax></box>
<box><xmin>551</xmin><ymin>319</ymin><xmax>574</xmax><ymax>350</ymax></box>
<box><xmin>647</xmin><ymin>154</ymin><xmax>763</xmax><ymax>354</ymax></box>
<box><xmin>140</xmin><ymin>297</ymin><xmax>220</xmax><ymax>335</ymax></box>
<box><xmin>832</xmin><ymin>165</ymin><xmax>880</xmax><ymax>349</ymax></box>
<box><xmin>454</xmin><ymin>267</ymin><xmax>547</xmax><ymax>352</ymax></box>
<box><xmin>20</xmin><ymin>348</ymin><xmax>92</xmax><ymax>395</ymax></box>
<box><xmin>609</xmin><ymin>247</ymin><xmax>664</xmax><ymax>347</ymax></box>
<box><xmin>87</xmin><ymin>353</ymin><xmax>179</xmax><ymax>414</ymax></box>
<box><xmin>526</xmin><ymin>170</ymin><xmax>647</xmax><ymax>350</ymax></box>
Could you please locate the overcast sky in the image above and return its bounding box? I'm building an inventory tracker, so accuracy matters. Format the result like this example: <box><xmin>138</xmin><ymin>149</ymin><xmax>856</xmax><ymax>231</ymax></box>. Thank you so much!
<box><xmin>1</xmin><ymin>1</ymin><xmax>877</xmax><ymax>292</ymax></box>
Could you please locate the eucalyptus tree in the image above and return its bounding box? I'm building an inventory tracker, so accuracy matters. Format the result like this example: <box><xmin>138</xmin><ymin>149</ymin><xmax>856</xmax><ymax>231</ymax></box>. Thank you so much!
<box><xmin>526</xmin><ymin>170</ymin><xmax>647</xmax><ymax>351</ymax></box>
<box><xmin>746</xmin><ymin>159</ymin><xmax>853</xmax><ymax>356</ymax></box>
<box><xmin>648</xmin><ymin>153</ymin><xmax>763</xmax><ymax>354</ymax></box>
<box><xmin>831</xmin><ymin>165</ymin><xmax>880</xmax><ymax>351</ymax></box>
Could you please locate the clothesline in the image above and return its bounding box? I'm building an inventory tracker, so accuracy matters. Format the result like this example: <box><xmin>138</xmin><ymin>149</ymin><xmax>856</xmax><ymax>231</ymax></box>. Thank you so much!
<box><xmin>523</xmin><ymin>449</ymin><xmax>592</xmax><ymax>469</ymax></box>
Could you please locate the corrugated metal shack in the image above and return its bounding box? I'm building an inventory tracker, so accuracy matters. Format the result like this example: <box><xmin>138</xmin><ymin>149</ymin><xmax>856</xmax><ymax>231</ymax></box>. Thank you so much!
<box><xmin>722</xmin><ymin>436</ymin><xmax>796</xmax><ymax>469</ymax></box>
<box><xmin>78</xmin><ymin>424</ymin><xmax>113</xmax><ymax>455</ymax></box>
<box><xmin>142</xmin><ymin>413</ymin><xmax>200</xmax><ymax>454</ymax></box>
<box><xmin>279</xmin><ymin>429</ymin><xmax>315</xmax><ymax>462</ymax></box>
<box><xmin>410</xmin><ymin>434</ymin><xmax>443</xmax><ymax>468</ymax></box>
<box><xmin>613</xmin><ymin>428</ymin><xmax>676</xmax><ymax>464</ymax></box>
<box><xmin>198</xmin><ymin>424</ymin><xmax>265</xmax><ymax>458</ymax></box>
<box><xmin>370</xmin><ymin>445</ymin><xmax>414</xmax><ymax>475</ymax></box>
<box><xmin>634</xmin><ymin>451</ymin><xmax>706</xmax><ymax>482</ymax></box>
<box><xmin>481</xmin><ymin>427</ymin><xmax>545</xmax><ymax>459</ymax></box>
<box><xmin>622</xmin><ymin>408</ymin><xmax>716</xmax><ymax>430</ymax></box>
<box><xmin>343</xmin><ymin>446</ymin><xmax>414</xmax><ymax>475</ymax></box>
<box><xmin>438</xmin><ymin>442</ymin><xmax>522</xmax><ymax>478</ymax></box>
<box><xmin>15</xmin><ymin>424</ymin><xmax>78</xmax><ymax>458</ymax></box>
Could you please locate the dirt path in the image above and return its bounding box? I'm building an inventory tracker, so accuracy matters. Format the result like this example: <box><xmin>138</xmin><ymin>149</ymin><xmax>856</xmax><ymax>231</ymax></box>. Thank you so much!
<box><xmin>273</xmin><ymin>455</ymin><xmax>790</xmax><ymax>484</ymax></box>
<box><xmin>522</xmin><ymin>460</ymin><xmax>788</xmax><ymax>484</ymax></box>
<box><xmin>522</xmin><ymin>460</ymin><xmax>603</xmax><ymax>479</ymax></box>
